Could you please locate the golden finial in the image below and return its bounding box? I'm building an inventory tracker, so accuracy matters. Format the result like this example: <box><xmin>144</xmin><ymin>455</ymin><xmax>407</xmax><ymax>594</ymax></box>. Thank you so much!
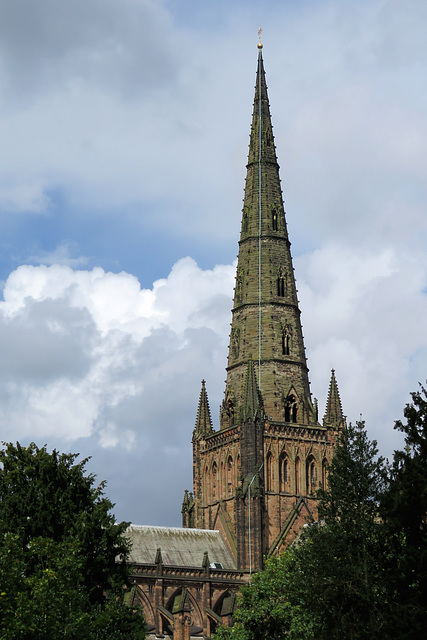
<box><xmin>258</xmin><ymin>26</ymin><xmax>263</xmax><ymax>49</ymax></box>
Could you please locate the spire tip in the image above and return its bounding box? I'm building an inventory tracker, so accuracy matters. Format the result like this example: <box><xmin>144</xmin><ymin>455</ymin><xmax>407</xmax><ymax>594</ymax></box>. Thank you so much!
<box><xmin>257</xmin><ymin>26</ymin><xmax>263</xmax><ymax>49</ymax></box>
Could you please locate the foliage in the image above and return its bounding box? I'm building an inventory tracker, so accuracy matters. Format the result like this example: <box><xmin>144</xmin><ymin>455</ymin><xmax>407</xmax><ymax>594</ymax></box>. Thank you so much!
<box><xmin>214</xmin><ymin>420</ymin><xmax>409</xmax><ymax>640</ymax></box>
<box><xmin>0</xmin><ymin>442</ymin><xmax>145</xmax><ymax>640</ymax></box>
<box><xmin>381</xmin><ymin>385</ymin><xmax>427</xmax><ymax>638</ymax></box>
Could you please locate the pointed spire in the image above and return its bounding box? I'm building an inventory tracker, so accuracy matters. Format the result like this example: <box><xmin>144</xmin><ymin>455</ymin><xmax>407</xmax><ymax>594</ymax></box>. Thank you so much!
<box><xmin>202</xmin><ymin>551</ymin><xmax>210</xmax><ymax>576</ymax></box>
<box><xmin>181</xmin><ymin>489</ymin><xmax>189</xmax><ymax>512</ymax></box>
<box><xmin>222</xmin><ymin>46</ymin><xmax>316</xmax><ymax>427</ymax></box>
<box><xmin>323</xmin><ymin>369</ymin><xmax>344</xmax><ymax>428</ymax></box>
<box><xmin>155</xmin><ymin>547</ymin><xmax>163</xmax><ymax>575</ymax></box>
<box><xmin>242</xmin><ymin>358</ymin><xmax>263</xmax><ymax>422</ymax></box>
<box><xmin>194</xmin><ymin>380</ymin><xmax>213</xmax><ymax>438</ymax></box>
<box><xmin>247</xmin><ymin>47</ymin><xmax>280</xmax><ymax>168</ymax></box>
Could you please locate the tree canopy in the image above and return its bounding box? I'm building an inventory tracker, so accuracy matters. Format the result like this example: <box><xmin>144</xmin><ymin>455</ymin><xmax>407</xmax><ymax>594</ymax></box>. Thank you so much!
<box><xmin>0</xmin><ymin>442</ymin><xmax>145</xmax><ymax>640</ymax></box>
<box><xmin>215</xmin><ymin>388</ymin><xmax>427</xmax><ymax>640</ymax></box>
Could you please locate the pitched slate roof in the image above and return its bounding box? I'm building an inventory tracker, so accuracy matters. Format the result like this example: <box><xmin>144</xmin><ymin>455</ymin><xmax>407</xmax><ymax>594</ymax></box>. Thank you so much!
<box><xmin>126</xmin><ymin>525</ymin><xmax>237</xmax><ymax>570</ymax></box>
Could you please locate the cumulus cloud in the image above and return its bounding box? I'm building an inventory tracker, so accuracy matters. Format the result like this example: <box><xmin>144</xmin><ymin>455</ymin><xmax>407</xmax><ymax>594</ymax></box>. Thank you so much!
<box><xmin>296</xmin><ymin>241</ymin><xmax>427</xmax><ymax>454</ymax></box>
<box><xmin>0</xmin><ymin>0</ymin><xmax>426</xmax><ymax>526</ymax></box>
<box><xmin>1</xmin><ymin>242</ymin><xmax>426</xmax><ymax>524</ymax></box>
<box><xmin>0</xmin><ymin>258</ymin><xmax>234</xmax><ymax>446</ymax></box>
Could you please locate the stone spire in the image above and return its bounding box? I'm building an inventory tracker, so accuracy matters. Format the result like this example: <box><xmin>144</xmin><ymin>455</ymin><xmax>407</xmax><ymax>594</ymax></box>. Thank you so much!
<box><xmin>323</xmin><ymin>369</ymin><xmax>344</xmax><ymax>428</ymax></box>
<box><xmin>221</xmin><ymin>46</ymin><xmax>316</xmax><ymax>428</ymax></box>
<box><xmin>194</xmin><ymin>380</ymin><xmax>213</xmax><ymax>439</ymax></box>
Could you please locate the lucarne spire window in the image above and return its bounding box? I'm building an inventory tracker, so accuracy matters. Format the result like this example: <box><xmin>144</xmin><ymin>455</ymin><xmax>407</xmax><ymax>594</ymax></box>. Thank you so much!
<box><xmin>272</xmin><ymin>209</ymin><xmax>278</xmax><ymax>231</ymax></box>
<box><xmin>284</xmin><ymin>394</ymin><xmax>298</xmax><ymax>423</ymax></box>
<box><xmin>277</xmin><ymin>267</ymin><xmax>286</xmax><ymax>297</ymax></box>
<box><xmin>282</xmin><ymin>330</ymin><xmax>290</xmax><ymax>355</ymax></box>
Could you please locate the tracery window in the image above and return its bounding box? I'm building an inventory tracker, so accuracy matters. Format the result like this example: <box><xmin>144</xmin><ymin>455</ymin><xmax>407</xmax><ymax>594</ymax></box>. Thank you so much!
<box><xmin>227</xmin><ymin>456</ymin><xmax>233</xmax><ymax>495</ymax></box>
<box><xmin>306</xmin><ymin>456</ymin><xmax>317</xmax><ymax>494</ymax></box>
<box><xmin>279</xmin><ymin>453</ymin><xmax>289</xmax><ymax>492</ymax></box>
<box><xmin>212</xmin><ymin>462</ymin><xmax>217</xmax><ymax>501</ymax></box>
<box><xmin>295</xmin><ymin>457</ymin><xmax>301</xmax><ymax>494</ymax></box>
<box><xmin>266</xmin><ymin>452</ymin><xmax>274</xmax><ymax>492</ymax></box>
<box><xmin>322</xmin><ymin>458</ymin><xmax>328</xmax><ymax>488</ymax></box>
<box><xmin>285</xmin><ymin>394</ymin><xmax>298</xmax><ymax>423</ymax></box>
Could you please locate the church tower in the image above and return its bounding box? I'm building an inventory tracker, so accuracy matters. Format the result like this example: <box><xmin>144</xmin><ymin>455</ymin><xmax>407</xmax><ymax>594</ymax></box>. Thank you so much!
<box><xmin>182</xmin><ymin>43</ymin><xmax>344</xmax><ymax>572</ymax></box>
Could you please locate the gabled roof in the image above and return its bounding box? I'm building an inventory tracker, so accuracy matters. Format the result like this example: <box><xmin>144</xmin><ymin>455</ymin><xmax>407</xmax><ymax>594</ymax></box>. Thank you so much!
<box><xmin>126</xmin><ymin>525</ymin><xmax>237</xmax><ymax>570</ymax></box>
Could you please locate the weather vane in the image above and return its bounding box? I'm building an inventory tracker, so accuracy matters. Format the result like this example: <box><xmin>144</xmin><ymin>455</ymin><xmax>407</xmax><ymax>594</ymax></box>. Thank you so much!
<box><xmin>258</xmin><ymin>26</ymin><xmax>263</xmax><ymax>49</ymax></box>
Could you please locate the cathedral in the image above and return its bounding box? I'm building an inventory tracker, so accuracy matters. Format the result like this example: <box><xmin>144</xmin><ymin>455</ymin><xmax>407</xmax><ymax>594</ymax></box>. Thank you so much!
<box><xmin>126</xmin><ymin>42</ymin><xmax>344</xmax><ymax>639</ymax></box>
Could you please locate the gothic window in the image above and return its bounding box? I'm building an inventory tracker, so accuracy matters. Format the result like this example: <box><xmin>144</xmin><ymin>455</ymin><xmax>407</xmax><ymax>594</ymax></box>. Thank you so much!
<box><xmin>266</xmin><ymin>452</ymin><xmax>274</xmax><ymax>492</ymax></box>
<box><xmin>295</xmin><ymin>457</ymin><xmax>301</xmax><ymax>494</ymax></box>
<box><xmin>277</xmin><ymin>268</ymin><xmax>286</xmax><ymax>297</ymax></box>
<box><xmin>227</xmin><ymin>456</ymin><xmax>233</xmax><ymax>495</ymax></box>
<box><xmin>292</xmin><ymin>403</ymin><xmax>298</xmax><ymax>422</ymax></box>
<box><xmin>306</xmin><ymin>456</ymin><xmax>317</xmax><ymax>494</ymax></box>
<box><xmin>282</xmin><ymin>331</ymin><xmax>290</xmax><ymax>355</ymax></box>
<box><xmin>279</xmin><ymin>453</ymin><xmax>289</xmax><ymax>492</ymax></box>
<box><xmin>212</xmin><ymin>462</ymin><xmax>217</xmax><ymax>501</ymax></box>
<box><xmin>243</xmin><ymin>208</ymin><xmax>249</xmax><ymax>232</ymax></box>
<box><xmin>204</xmin><ymin>465</ymin><xmax>209</xmax><ymax>503</ymax></box>
<box><xmin>272</xmin><ymin>209</ymin><xmax>278</xmax><ymax>231</ymax></box>
<box><xmin>284</xmin><ymin>394</ymin><xmax>298</xmax><ymax>423</ymax></box>
<box><xmin>322</xmin><ymin>458</ymin><xmax>328</xmax><ymax>488</ymax></box>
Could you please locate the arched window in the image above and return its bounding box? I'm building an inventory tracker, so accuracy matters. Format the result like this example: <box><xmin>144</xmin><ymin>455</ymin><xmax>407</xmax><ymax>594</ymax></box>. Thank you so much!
<box><xmin>279</xmin><ymin>453</ymin><xmax>289</xmax><ymax>492</ymax></box>
<box><xmin>272</xmin><ymin>209</ymin><xmax>278</xmax><ymax>231</ymax></box>
<box><xmin>266</xmin><ymin>452</ymin><xmax>274</xmax><ymax>492</ymax></box>
<box><xmin>306</xmin><ymin>456</ymin><xmax>317</xmax><ymax>494</ymax></box>
<box><xmin>212</xmin><ymin>462</ymin><xmax>217</xmax><ymax>501</ymax></box>
<box><xmin>292</xmin><ymin>403</ymin><xmax>298</xmax><ymax>423</ymax></box>
<box><xmin>295</xmin><ymin>457</ymin><xmax>301</xmax><ymax>494</ymax></box>
<box><xmin>285</xmin><ymin>394</ymin><xmax>298</xmax><ymax>423</ymax></box>
<box><xmin>322</xmin><ymin>458</ymin><xmax>328</xmax><ymax>488</ymax></box>
<box><xmin>204</xmin><ymin>465</ymin><xmax>209</xmax><ymax>503</ymax></box>
<box><xmin>282</xmin><ymin>331</ymin><xmax>290</xmax><ymax>355</ymax></box>
<box><xmin>243</xmin><ymin>209</ymin><xmax>249</xmax><ymax>232</ymax></box>
<box><xmin>277</xmin><ymin>276</ymin><xmax>285</xmax><ymax>297</ymax></box>
<box><xmin>227</xmin><ymin>456</ymin><xmax>233</xmax><ymax>495</ymax></box>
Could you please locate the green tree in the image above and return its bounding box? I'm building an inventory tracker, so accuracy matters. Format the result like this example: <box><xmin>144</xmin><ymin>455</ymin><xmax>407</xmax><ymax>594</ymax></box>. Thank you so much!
<box><xmin>381</xmin><ymin>385</ymin><xmax>427</xmax><ymax>639</ymax></box>
<box><xmin>214</xmin><ymin>422</ymin><xmax>390</xmax><ymax>640</ymax></box>
<box><xmin>296</xmin><ymin>421</ymin><xmax>390</xmax><ymax>640</ymax></box>
<box><xmin>0</xmin><ymin>442</ymin><xmax>145</xmax><ymax>640</ymax></box>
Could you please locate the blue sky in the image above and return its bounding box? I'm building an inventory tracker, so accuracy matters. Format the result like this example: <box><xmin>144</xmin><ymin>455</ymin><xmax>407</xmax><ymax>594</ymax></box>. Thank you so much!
<box><xmin>0</xmin><ymin>0</ymin><xmax>426</xmax><ymax>526</ymax></box>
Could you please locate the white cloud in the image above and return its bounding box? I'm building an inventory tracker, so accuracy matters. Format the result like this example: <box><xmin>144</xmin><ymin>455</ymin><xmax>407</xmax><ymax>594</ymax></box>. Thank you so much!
<box><xmin>0</xmin><ymin>259</ymin><xmax>234</xmax><ymax>446</ymax></box>
<box><xmin>0</xmin><ymin>0</ymin><xmax>426</xmax><ymax>524</ymax></box>
<box><xmin>297</xmin><ymin>241</ymin><xmax>427</xmax><ymax>454</ymax></box>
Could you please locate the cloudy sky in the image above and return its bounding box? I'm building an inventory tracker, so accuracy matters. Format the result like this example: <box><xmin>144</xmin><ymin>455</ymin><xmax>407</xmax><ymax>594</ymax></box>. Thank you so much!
<box><xmin>0</xmin><ymin>0</ymin><xmax>426</xmax><ymax>526</ymax></box>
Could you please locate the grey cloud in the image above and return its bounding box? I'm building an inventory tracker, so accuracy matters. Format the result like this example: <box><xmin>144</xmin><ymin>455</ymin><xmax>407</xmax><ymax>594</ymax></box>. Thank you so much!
<box><xmin>0</xmin><ymin>0</ymin><xmax>183</xmax><ymax>103</ymax></box>
<box><xmin>0</xmin><ymin>297</ymin><xmax>96</xmax><ymax>381</ymax></box>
